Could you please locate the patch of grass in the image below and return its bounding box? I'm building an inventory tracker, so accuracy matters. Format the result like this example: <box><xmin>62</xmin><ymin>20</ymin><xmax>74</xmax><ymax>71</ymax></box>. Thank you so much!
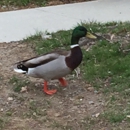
<box><xmin>6</xmin><ymin>111</ymin><xmax>13</xmax><ymax>116</ymax></box>
<box><xmin>82</xmin><ymin>40</ymin><xmax>120</xmax><ymax>81</ymax></box>
<box><xmin>81</xmin><ymin>21</ymin><xmax>130</xmax><ymax>34</ymax></box>
<box><xmin>24</xmin><ymin>29</ymin><xmax>71</xmax><ymax>55</ymax></box>
<box><xmin>9</xmin><ymin>76</ymin><xmax>30</xmax><ymax>92</ymax></box>
<box><xmin>103</xmin><ymin>111</ymin><xmax>126</xmax><ymax>123</ymax></box>
<box><xmin>0</xmin><ymin>0</ymin><xmax>48</xmax><ymax>7</ymax></box>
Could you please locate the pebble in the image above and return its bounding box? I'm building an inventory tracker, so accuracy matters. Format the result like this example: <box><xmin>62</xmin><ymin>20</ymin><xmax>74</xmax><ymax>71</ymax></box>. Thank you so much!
<box><xmin>80</xmin><ymin>98</ymin><xmax>83</xmax><ymax>101</ymax></box>
<box><xmin>54</xmin><ymin>113</ymin><xmax>60</xmax><ymax>117</ymax></box>
<box><xmin>0</xmin><ymin>108</ymin><xmax>3</xmax><ymax>112</ymax></box>
<box><xmin>126</xmin><ymin>115</ymin><xmax>130</xmax><ymax>118</ymax></box>
<box><xmin>95</xmin><ymin>113</ymin><xmax>100</xmax><ymax>117</ymax></box>
<box><xmin>59</xmin><ymin>101</ymin><xmax>63</xmax><ymax>104</ymax></box>
<box><xmin>88</xmin><ymin>101</ymin><xmax>94</xmax><ymax>104</ymax></box>
<box><xmin>7</xmin><ymin>97</ymin><xmax>13</xmax><ymax>101</ymax></box>
<box><xmin>33</xmin><ymin>112</ymin><xmax>36</xmax><ymax>116</ymax></box>
<box><xmin>94</xmin><ymin>90</ymin><xmax>99</xmax><ymax>94</ymax></box>
<box><xmin>92</xmin><ymin>113</ymin><xmax>100</xmax><ymax>118</ymax></box>
<box><xmin>87</xmin><ymin>87</ymin><xmax>94</xmax><ymax>92</ymax></box>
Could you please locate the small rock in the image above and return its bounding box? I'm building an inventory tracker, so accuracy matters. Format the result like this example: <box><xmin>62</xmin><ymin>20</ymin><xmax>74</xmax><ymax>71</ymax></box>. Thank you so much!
<box><xmin>91</xmin><ymin>114</ymin><xmax>95</xmax><ymax>117</ymax></box>
<box><xmin>88</xmin><ymin>101</ymin><xmax>94</xmax><ymax>104</ymax></box>
<box><xmin>87</xmin><ymin>87</ymin><xmax>94</xmax><ymax>92</ymax></box>
<box><xmin>35</xmin><ymin>83</ymin><xmax>41</xmax><ymax>87</ymax></box>
<box><xmin>94</xmin><ymin>90</ymin><xmax>99</xmax><ymax>94</ymax></box>
<box><xmin>95</xmin><ymin>113</ymin><xmax>100</xmax><ymax>117</ymax></box>
<box><xmin>92</xmin><ymin>113</ymin><xmax>100</xmax><ymax>118</ymax></box>
<box><xmin>59</xmin><ymin>101</ymin><xmax>63</xmax><ymax>104</ymax></box>
<box><xmin>80</xmin><ymin>98</ymin><xmax>83</xmax><ymax>101</ymax></box>
<box><xmin>126</xmin><ymin>115</ymin><xmax>130</xmax><ymax>118</ymax></box>
<box><xmin>33</xmin><ymin>112</ymin><xmax>36</xmax><ymax>116</ymax></box>
<box><xmin>7</xmin><ymin>97</ymin><xmax>13</xmax><ymax>101</ymax></box>
<box><xmin>0</xmin><ymin>108</ymin><xmax>3</xmax><ymax>112</ymax></box>
<box><xmin>54</xmin><ymin>113</ymin><xmax>60</xmax><ymax>117</ymax></box>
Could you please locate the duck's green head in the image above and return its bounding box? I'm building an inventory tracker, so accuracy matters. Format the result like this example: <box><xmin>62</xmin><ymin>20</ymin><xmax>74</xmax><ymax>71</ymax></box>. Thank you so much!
<box><xmin>71</xmin><ymin>26</ymin><xmax>97</xmax><ymax>45</ymax></box>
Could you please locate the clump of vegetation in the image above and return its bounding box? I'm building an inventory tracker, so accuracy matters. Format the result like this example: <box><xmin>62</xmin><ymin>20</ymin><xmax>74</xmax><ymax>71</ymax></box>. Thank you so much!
<box><xmin>9</xmin><ymin>76</ymin><xmax>30</xmax><ymax>92</ymax></box>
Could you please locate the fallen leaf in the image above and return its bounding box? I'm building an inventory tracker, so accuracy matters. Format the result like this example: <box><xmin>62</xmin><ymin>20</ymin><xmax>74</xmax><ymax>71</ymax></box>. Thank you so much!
<box><xmin>95</xmin><ymin>113</ymin><xmax>100</xmax><ymax>117</ymax></box>
<box><xmin>20</xmin><ymin>86</ymin><xmax>28</xmax><ymax>93</ymax></box>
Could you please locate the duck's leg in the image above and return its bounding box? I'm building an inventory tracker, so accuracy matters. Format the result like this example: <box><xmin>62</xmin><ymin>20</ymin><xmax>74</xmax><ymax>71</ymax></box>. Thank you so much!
<box><xmin>43</xmin><ymin>81</ymin><xmax>57</xmax><ymax>95</ymax></box>
<box><xmin>58</xmin><ymin>78</ymin><xmax>67</xmax><ymax>87</ymax></box>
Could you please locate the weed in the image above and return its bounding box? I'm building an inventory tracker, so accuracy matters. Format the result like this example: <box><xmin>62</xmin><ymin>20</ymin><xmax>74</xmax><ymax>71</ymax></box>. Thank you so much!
<box><xmin>9</xmin><ymin>76</ymin><xmax>30</xmax><ymax>92</ymax></box>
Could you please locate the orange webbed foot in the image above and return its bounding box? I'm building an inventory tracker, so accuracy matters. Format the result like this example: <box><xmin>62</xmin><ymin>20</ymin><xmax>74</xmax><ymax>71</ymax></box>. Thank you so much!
<box><xmin>58</xmin><ymin>78</ymin><xmax>67</xmax><ymax>87</ymax></box>
<box><xmin>44</xmin><ymin>89</ymin><xmax>57</xmax><ymax>95</ymax></box>
<box><xmin>43</xmin><ymin>81</ymin><xmax>57</xmax><ymax>95</ymax></box>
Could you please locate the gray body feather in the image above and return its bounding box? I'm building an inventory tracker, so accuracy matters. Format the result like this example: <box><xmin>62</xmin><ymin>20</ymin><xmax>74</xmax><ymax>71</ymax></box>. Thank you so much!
<box><xmin>14</xmin><ymin>51</ymin><xmax>72</xmax><ymax>81</ymax></box>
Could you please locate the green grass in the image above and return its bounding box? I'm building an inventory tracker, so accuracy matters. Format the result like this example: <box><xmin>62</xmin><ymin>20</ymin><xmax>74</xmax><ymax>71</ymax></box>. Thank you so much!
<box><xmin>23</xmin><ymin>22</ymin><xmax>130</xmax><ymax>126</ymax></box>
<box><xmin>104</xmin><ymin>112</ymin><xmax>126</xmax><ymax>123</ymax></box>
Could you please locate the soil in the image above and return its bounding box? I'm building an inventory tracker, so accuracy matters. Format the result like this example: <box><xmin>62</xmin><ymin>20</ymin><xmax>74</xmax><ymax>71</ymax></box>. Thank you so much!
<box><xmin>0</xmin><ymin>0</ymin><xmax>93</xmax><ymax>12</ymax></box>
<box><xmin>0</xmin><ymin>41</ymin><xmax>105</xmax><ymax>130</ymax></box>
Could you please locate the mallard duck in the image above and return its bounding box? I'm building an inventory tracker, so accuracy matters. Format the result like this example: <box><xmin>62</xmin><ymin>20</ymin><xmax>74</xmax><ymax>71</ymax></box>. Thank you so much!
<box><xmin>14</xmin><ymin>26</ymin><xmax>97</xmax><ymax>95</ymax></box>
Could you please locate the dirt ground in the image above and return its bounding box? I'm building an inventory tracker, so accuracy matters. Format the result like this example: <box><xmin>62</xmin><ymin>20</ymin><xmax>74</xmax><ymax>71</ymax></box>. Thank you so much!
<box><xmin>0</xmin><ymin>42</ymin><xmax>105</xmax><ymax>130</ymax></box>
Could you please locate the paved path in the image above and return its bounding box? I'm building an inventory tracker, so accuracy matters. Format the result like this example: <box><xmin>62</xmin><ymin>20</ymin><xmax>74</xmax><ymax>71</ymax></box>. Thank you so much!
<box><xmin>0</xmin><ymin>0</ymin><xmax>130</xmax><ymax>42</ymax></box>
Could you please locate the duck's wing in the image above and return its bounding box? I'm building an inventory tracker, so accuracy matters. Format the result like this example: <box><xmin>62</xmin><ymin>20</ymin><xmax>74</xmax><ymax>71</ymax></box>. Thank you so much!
<box><xmin>14</xmin><ymin>50</ymin><xmax>70</xmax><ymax>73</ymax></box>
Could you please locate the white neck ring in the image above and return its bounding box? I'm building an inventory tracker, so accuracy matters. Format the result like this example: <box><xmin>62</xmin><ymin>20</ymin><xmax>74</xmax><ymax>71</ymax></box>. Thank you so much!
<box><xmin>70</xmin><ymin>44</ymin><xmax>79</xmax><ymax>48</ymax></box>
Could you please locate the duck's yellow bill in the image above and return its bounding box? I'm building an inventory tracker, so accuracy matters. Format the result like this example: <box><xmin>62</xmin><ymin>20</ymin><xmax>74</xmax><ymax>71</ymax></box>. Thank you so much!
<box><xmin>86</xmin><ymin>32</ymin><xmax>97</xmax><ymax>39</ymax></box>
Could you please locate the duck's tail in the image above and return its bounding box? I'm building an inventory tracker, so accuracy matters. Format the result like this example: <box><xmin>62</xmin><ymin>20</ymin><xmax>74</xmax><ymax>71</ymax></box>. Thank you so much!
<box><xmin>13</xmin><ymin>63</ymin><xmax>27</xmax><ymax>74</ymax></box>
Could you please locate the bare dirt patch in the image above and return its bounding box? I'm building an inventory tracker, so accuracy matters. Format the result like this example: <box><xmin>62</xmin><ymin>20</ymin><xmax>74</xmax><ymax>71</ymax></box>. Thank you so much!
<box><xmin>0</xmin><ymin>42</ymin><xmax>104</xmax><ymax>130</ymax></box>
